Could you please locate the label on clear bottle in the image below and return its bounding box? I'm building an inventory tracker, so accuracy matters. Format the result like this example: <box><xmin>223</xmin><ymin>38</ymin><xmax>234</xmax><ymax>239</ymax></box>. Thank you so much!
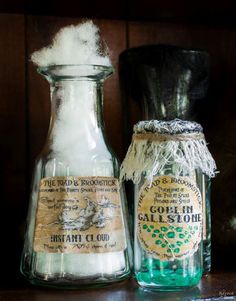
<box><xmin>137</xmin><ymin>175</ymin><xmax>202</xmax><ymax>260</ymax></box>
<box><xmin>33</xmin><ymin>176</ymin><xmax>127</xmax><ymax>253</ymax></box>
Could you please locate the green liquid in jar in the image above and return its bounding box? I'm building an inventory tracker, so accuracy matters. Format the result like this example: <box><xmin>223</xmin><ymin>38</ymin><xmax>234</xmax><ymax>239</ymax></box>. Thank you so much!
<box><xmin>135</xmin><ymin>257</ymin><xmax>202</xmax><ymax>291</ymax></box>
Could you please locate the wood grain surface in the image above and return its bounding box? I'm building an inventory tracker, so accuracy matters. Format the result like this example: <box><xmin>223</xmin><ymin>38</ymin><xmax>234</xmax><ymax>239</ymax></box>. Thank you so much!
<box><xmin>0</xmin><ymin>14</ymin><xmax>26</xmax><ymax>285</ymax></box>
<box><xmin>1</xmin><ymin>0</ymin><xmax>236</xmax><ymax>25</ymax></box>
<box><xmin>0</xmin><ymin>272</ymin><xmax>235</xmax><ymax>301</ymax></box>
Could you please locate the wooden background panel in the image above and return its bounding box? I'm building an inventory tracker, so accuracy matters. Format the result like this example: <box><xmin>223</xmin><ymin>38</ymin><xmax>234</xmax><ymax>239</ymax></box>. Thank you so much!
<box><xmin>25</xmin><ymin>0</ymin><xmax>128</xmax><ymax>20</ymax></box>
<box><xmin>128</xmin><ymin>21</ymin><xmax>236</xmax><ymax>267</ymax></box>
<box><xmin>0</xmin><ymin>14</ymin><xmax>26</xmax><ymax>285</ymax></box>
<box><xmin>97</xmin><ymin>20</ymin><xmax>127</xmax><ymax>159</ymax></box>
<box><xmin>27</xmin><ymin>16</ymin><xmax>127</xmax><ymax>174</ymax></box>
<box><xmin>128</xmin><ymin>0</ymin><xmax>236</xmax><ymax>24</ymax></box>
<box><xmin>1</xmin><ymin>0</ymin><xmax>236</xmax><ymax>25</ymax></box>
<box><xmin>0</xmin><ymin>13</ymin><xmax>233</xmax><ymax>286</ymax></box>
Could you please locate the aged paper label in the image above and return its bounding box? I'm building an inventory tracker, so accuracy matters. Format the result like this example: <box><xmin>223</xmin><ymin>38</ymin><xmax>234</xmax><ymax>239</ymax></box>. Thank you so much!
<box><xmin>33</xmin><ymin>176</ymin><xmax>127</xmax><ymax>253</ymax></box>
<box><xmin>137</xmin><ymin>175</ymin><xmax>202</xmax><ymax>261</ymax></box>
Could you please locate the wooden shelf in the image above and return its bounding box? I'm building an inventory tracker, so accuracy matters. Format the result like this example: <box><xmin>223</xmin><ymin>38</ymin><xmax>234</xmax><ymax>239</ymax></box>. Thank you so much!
<box><xmin>0</xmin><ymin>271</ymin><xmax>235</xmax><ymax>301</ymax></box>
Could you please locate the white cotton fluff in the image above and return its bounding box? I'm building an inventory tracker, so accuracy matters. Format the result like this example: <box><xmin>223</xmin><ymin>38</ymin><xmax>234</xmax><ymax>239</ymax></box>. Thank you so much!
<box><xmin>31</xmin><ymin>20</ymin><xmax>111</xmax><ymax>67</ymax></box>
<box><xmin>31</xmin><ymin>20</ymin><xmax>114</xmax><ymax>175</ymax></box>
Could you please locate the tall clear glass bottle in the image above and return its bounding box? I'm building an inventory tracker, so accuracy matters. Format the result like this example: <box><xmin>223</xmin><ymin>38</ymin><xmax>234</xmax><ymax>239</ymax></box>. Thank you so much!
<box><xmin>21</xmin><ymin>65</ymin><xmax>131</xmax><ymax>288</ymax></box>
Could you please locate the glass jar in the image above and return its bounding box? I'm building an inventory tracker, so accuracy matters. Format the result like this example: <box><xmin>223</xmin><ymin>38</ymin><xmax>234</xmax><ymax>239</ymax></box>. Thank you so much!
<box><xmin>196</xmin><ymin>173</ymin><xmax>211</xmax><ymax>273</ymax></box>
<box><xmin>134</xmin><ymin>170</ymin><xmax>203</xmax><ymax>290</ymax></box>
<box><xmin>121</xmin><ymin>119</ymin><xmax>216</xmax><ymax>290</ymax></box>
<box><xmin>21</xmin><ymin>65</ymin><xmax>131</xmax><ymax>288</ymax></box>
<box><xmin>119</xmin><ymin>45</ymin><xmax>211</xmax><ymax>274</ymax></box>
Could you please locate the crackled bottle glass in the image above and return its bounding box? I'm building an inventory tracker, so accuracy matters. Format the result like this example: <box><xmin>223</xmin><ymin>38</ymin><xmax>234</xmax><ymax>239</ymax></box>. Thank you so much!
<box><xmin>21</xmin><ymin>65</ymin><xmax>131</xmax><ymax>288</ymax></box>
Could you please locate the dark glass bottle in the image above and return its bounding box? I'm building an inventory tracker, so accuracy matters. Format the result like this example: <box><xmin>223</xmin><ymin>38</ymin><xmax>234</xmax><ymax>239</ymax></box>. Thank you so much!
<box><xmin>119</xmin><ymin>45</ymin><xmax>211</xmax><ymax>273</ymax></box>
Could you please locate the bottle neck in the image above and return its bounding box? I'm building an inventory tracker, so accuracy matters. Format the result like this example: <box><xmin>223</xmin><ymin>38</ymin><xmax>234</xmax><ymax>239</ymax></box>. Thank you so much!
<box><xmin>48</xmin><ymin>80</ymin><xmax>106</xmax><ymax>152</ymax></box>
<box><xmin>143</xmin><ymin>69</ymin><xmax>191</xmax><ymax>120</ymax></box>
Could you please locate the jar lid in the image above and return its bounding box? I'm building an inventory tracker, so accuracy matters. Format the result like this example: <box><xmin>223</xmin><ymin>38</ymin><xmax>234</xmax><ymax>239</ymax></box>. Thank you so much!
<box><xmin>120</xmin><ymin>119</ymin><xmax>217</xmax><ymax>183</ymax></box>
<box><xmin>134</xmin><ymin>119</ymin><xmax>203</xmax><ymax>135</ymax></box>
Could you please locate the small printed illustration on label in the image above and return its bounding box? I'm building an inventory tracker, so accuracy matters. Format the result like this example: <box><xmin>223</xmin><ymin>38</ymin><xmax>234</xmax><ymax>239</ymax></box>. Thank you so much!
<box><xmin>137</xmin><ymin>175</ymin><xmax>202</xmax><ymax>261</ymax></box>
<box><xmin>33</xmin><ymin>176</ymin><xmax>127</xmax><ymax>254</ymax></box>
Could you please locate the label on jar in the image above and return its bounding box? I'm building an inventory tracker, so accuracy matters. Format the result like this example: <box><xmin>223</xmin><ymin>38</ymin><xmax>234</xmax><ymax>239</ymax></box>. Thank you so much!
<box><xmin>137</xmin><ymin>175</ymin><xmax>202</xmax><ymax>261</ymax></box>
<box><xmin>33</xmin><ymin>176</ymin><xmax>127</xmax><ymax>253</ymax></box>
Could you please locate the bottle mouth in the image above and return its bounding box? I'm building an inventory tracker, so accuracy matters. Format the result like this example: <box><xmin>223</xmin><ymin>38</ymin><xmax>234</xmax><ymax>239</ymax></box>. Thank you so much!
<box><xmin>120</xmin><ymin>44</ymin><xmax>209</xmax><ymax>59</ymax></box>
<box><xmin>38</xmin><ymin>64</ymin><xmax>114</xmax><ymax>81</ymax></box>
<box><xmin>134</xmin><ymin>119</ymin><xmax>203</xmax><ymax>135</ymax></box>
